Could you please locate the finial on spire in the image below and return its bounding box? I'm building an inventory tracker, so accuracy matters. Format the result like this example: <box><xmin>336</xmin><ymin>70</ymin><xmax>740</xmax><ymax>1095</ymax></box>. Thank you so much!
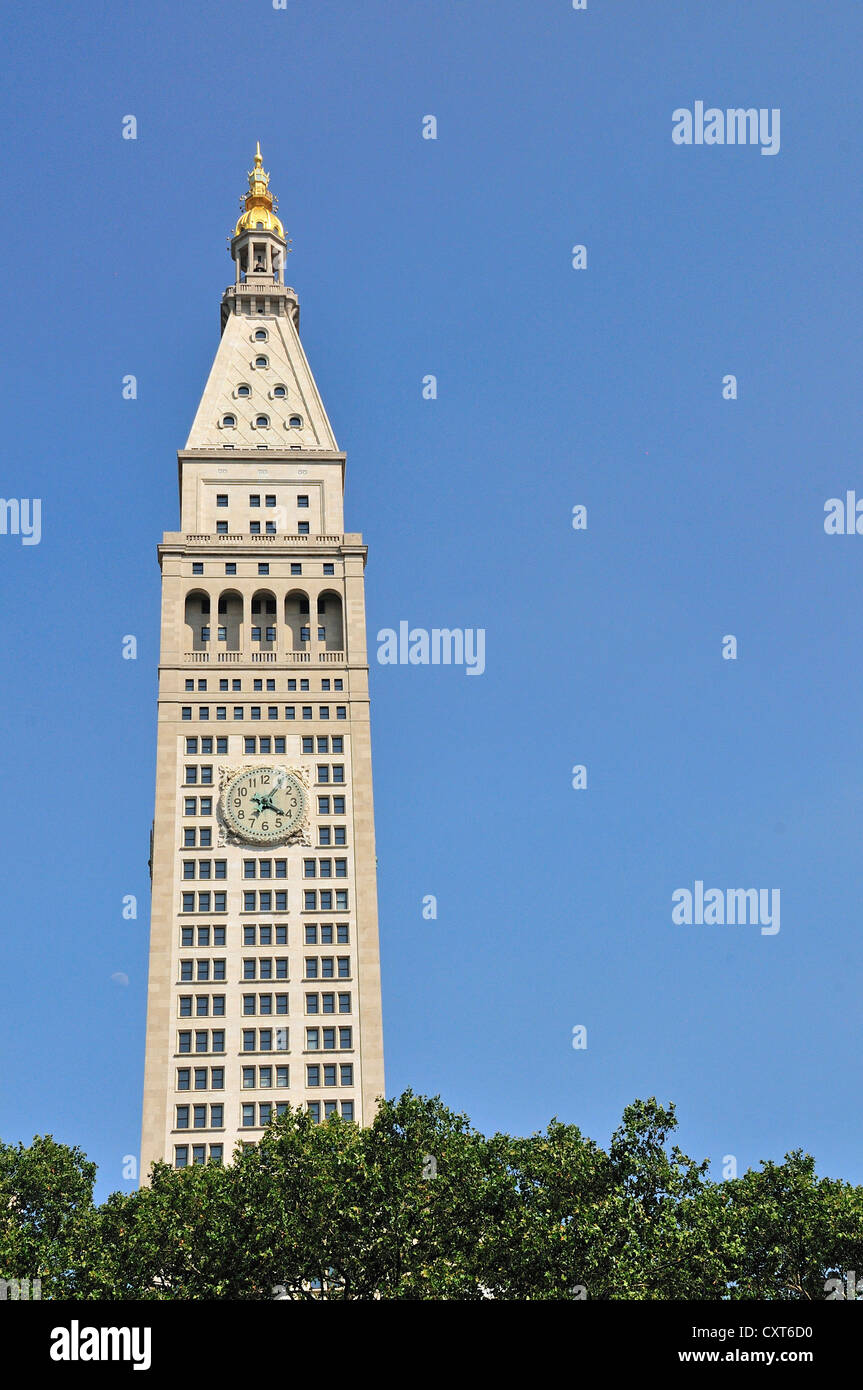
<box><xmin>234</xmin><ymin>142</ymin><xmax>285</xmax><ymax>239</ymax></box>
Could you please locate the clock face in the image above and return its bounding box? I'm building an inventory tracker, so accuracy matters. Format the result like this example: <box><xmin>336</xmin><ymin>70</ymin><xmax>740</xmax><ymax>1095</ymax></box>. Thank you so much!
<box><xmin>221</xmin><ymin>766</ymin><xmax>307</xmax><ymax>844</ymax></box>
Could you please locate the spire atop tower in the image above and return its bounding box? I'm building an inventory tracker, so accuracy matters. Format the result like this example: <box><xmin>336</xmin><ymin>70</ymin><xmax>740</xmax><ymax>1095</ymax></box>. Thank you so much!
<box><xmin>235</xmin><ymin>141</ymin><xmax>284</xmax><ymax>238</ymax></box>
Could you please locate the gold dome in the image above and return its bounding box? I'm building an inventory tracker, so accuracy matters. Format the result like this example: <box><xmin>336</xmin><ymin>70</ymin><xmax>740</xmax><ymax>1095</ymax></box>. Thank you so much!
<box><xmin>234</xmin><ymin>142</ymin><xmax>285</xmax><ymax>238</ymax></box>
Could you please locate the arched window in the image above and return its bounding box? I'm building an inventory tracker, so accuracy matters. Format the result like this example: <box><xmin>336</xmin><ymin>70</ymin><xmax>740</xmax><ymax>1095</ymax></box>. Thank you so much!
<box><xmin>237</xmin><ymin>384</ymin><xmax>251</xmax><ymax>398</ymax></box>
<box><xmin>315</xmin><ymin>591</ymin><xmax>344</xmax><ymax>651</ymax></box>
<box><xmin>256</xmin><ymin>415</ymin><xmax>270</xmax><ymax>429</ymax></box>
<box><xmin>289</xmin><ymin>415</ymin><xmax>302</xmax><ymax>428</ymax></box>
<box><xmin>254</xmin><ymin>329</ymin><xmax>268</xmax><ymax>342</ymax></box>
<box><xmin>255</xmin><ymin>355</ymin><xmax>269</xmax><ymax>369</ymax></box>
<box><xmin>221</xmin><ymin>414</ymin><xmax>236</xmax><ymax>428</ymax></box>
<box><xmin>272</xmin><ymin>385</ymin><xmax>286</xmax><ymax>398</ymax></box>
<box><xmin>184</xmin><ymin>591</ymin><xmax>211</xmax><ymax>652</ymax></box>
<box><xmin>251</xmin><ymin>590</ymin><xmax>277</xmax><ymax>651</ymax></box>
<box><xmin>285</xmin><ymin>590</ymin><xmax>311</xmax><ymax>650</ymax></box>
<box><xmin>216</xmin><ymin>591</ymin><xmax>243</xmax><ymax>651</ymax></box>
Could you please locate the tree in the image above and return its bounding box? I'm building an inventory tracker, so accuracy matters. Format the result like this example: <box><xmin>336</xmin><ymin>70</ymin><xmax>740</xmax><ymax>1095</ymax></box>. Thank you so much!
<box><xmin>2</xmin><ymin>1094</ymin><xmax>859</xmax><ymax>1300</ymax></box>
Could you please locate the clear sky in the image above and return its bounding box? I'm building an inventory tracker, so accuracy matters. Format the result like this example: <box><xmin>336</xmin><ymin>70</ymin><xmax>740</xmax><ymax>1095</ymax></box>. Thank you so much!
<box><xmin>0</xmin><ymin>0</ymin><xmax>861</xmax><ymax>1201</ymax></box>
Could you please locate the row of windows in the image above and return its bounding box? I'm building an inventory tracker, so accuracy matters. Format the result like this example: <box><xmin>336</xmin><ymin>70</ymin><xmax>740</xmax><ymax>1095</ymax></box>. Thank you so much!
<box><xmin>180</xmin><ymin>957</ymin><xmax>350</xmax><ymax>984</ymax></box>
<box><xmin>241</xmin><ymin>858</ymin><xmax>288</xmax><ymax>878</ymax></box>
<box><xmin>182</xmin><ymin>860</ymin><xmax>227</xmax><ymax>880</ymax></box>
<box><xmin>182</xmin><ymin>705</ymin><xmax>346</xmax><ymax>720</ymax></box>
<box><xmin>213</xmin><ymin>992</ymin><xmax>354</xmax><ymax>1017</ymax></box>
<box><xmin>241</xmin><ymin>994</ymin><xmax>290</xmax><ymax>1015</ymax></box>
<box><xmin>177</xmin><ymin>1063</ymin><xmax>355</xmax><ymax>1108</ymax></box>
<box><xmin>240</xmin><ymin>1065</ymin><xmax>290</xmax><ymax>1089</ymax></box>
<box><xmin>239</xmin><ymin>856</ymin><xmax>351</xmax><ymax>879</ymax></box>
<box><xmin>190</xmin><ymin>563</ymin><xmax>336</xmax><ymax>577</ymax></box>
<box><xmin>180</xmin><ymin>889</ymin><xmax>352</xmax><ymax>914</ymax></box>
<box><xmin>179</xmin><ymin>922</ymin><xmax>350</xmax><ymax>948</ymax></box>
<box><xmin>239</xmin><ymin>1099</ymin><xmax>355</xmax><ymax>1129</ymax></box>
<box><xmin>182</xmin><ymin>792</ymin><xmax>349</xmax><ymax>819</ymax></box>
<box><xmin>175</xmin><ymin>1145</ymin><xmax>223</xmax><ymax>1166</ymax></box>
<box><xmin>183</xmin><ymin>735</ymin><xmax>344</xmax><ymax>756</ymax></box>
<box><xmin>196</xmin><ymin>596</ymin><xmax>338</xmax><ymax>618</ymax></box>
<box><xmin>302</xmin><ymin>859</ymin><xmax>348</xmax><ymax>878</ymax></box>
<box><xmin>176</xmin><ymin>1104</ymin><xmax>224</xmax><ymax>1129</ymax></box>
<box><xmin>176</xmin><ymin>1026</ymin><xmax>353</xmax><ymax>1054</ymax></box>
<box><xmin>184</xmin><ymin>678</ymin><xmax>343</xmax><ymax>693</ymax></box>
<box><xmin>188</xmin><ymin>824</ymin><xmax>347</xmax><ymax>852</ymax></box>
<box><xmin>178</xmin><ymin>1066</ymin><xmax>224</xmax><ymax>1089</ymax></box>
<box><xmin>217</xmin><ymin>493</ymin><xmax>308</xmax><ymax>507</ymax></box>
<box><xmin>184</xmin><ymin>763</ymin><xmax>344</xmax><ymax>786</ymax></box>
<box><xmin>188</xmin><ymin>623</ymin><xmax>330</xmax><ymax>641</ymax></box>
<box><xmin>180</xmin><ymin>959</ymin><xmax>227</xmax><ymax>981</ymax></box>
<box><xmin>220</xmin><ymin>413</ymin><xmax>304</xmax><ymax>430</ymax></box>
<box><xmin>179</xmin><ymin>995</ymin><xmax>226</xmax><ymax>1016</ymax></box>
<box><xmin>172</xmin><ymin>1114</ymin><xmax>356</xmax><ymax>1164</ymax></box>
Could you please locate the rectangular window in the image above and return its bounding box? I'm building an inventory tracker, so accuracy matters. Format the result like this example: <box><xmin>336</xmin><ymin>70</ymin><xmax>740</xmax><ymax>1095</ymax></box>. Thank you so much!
<box><xmin>258</xmin><ymin>563</ymin><xmax>269</xmax><ymax>576</ymax></box>
<box><xmin>225</xmin><ymin>563</ymin><xmax>236</xmax><ymax>575</ymax></box>
<box><xmin>323</xmin><ymin>563</ymin><xmax>335</xmax><ymax>576</ymax></box>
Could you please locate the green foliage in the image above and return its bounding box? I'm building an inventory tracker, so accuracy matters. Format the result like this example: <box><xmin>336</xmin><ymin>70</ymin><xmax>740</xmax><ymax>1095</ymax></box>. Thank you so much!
<box><xmin>1</xmin><ymin>1094</ymin><xmax>859</xmax><ymax>1300</ymax></box>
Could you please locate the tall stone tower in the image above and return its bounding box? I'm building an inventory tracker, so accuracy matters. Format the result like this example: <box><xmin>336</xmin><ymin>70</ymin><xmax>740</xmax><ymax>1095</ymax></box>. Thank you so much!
<box><xmin>140</xmin><ymin>145</ymin><xmax>385</xmax><ymax>1175</ymax></box>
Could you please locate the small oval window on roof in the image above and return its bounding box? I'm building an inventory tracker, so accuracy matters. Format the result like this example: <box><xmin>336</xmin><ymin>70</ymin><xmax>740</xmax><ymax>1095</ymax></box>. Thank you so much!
<box><xmin>256</xmin><ymin>415</ymin><xmax>270</xmax><ymax>428</ymax></box>
<box><xmin>221</xmin><ymin>414</ymin><xmax>236</xmax><ymax>428</ymax></box>
<box><xmin>272</xmin><ymin>384</ymin><xmax>286</xmax><ymax>398</ymax></box>
<box><xmin>289</xmin><ymin>415</ymin><xmax>302</xmax><ymax>428</ymax></box>
<box><xmin>254</xmin><ymin>329</ymin><xmax>268</xmax><ymax>342</ymax></box>
<box><xmin>236</xmin><ymin>384</ymin><xmax>251</xmax><ymax>398</ymax></box>
<box><xmin>255</xmin><ymin>355</ymin><xmax>268</xmax><ymax>369</ymax></box>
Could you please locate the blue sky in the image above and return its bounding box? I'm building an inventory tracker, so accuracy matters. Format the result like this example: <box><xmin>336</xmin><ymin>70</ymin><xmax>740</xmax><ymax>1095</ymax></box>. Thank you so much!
<box><xmin>0</xmin><ymin>0</ymin><xmax>861</xmax><ymax>1201</ymax></box>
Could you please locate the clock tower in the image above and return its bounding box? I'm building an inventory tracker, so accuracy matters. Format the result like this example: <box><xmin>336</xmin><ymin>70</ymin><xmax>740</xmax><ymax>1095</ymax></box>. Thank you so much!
<box><xmin>140</xmin><ymin>146</ymin><xmax>385</xmax><ymax>1175</ymax></box>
